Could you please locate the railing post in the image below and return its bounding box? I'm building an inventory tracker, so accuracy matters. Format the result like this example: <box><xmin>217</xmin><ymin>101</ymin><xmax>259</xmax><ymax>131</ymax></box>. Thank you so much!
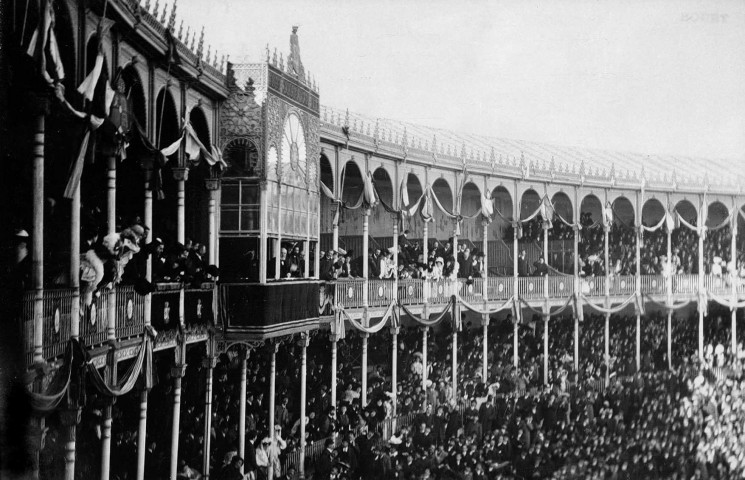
<box><xmin>731</xmin><ymin>209</ymin><xmax>738</xmax><ymax>357</ymax></box>
<box><xmin>332</xmin><ymin>203</ymin><xmax>339</xmax><ymax>253</ymax></box>
<box><xmin>666</xmin><ymin>222</ymin><xmax>673</xmax><ymax>370</ymax></box>
<box><xmin>299</xmin><ymin>332</ymin><xmax>309</xmax><ymax>479</ymax></box>
<box><xmin>259</xmin><ymin>181</ymin><xmax>268</xmax><ymax>283</ymax></box>
<box><xmin>481</xmin><ymin>315</ymin><xmax>489</xmax><ymax>382</ymax></box>
<box><xmin>390</xmin><ymin>325</ymin><xmax>399</xmax><ymax>431</ymax></box>
<box><xmin>173</xmin><ymin>167</ymin><xmax>188</xmax><ymax>334</ymax></box>
<box><xmin>61</xmin><ymin>407</ymin><xmax>81</xmax><ymax>480</ymax></box>
<box><xmin>636</xmin><ymin>224</ymin><xmax>643</xmax><ymax>371</ymax></box>
<box><xmin>543</xmin><ymin>310</ymin><xmax>550</xmax><ymax>385</ymax></box>
<box><xmin>604</xmin><ymin>223</ymin><xmax>610</xmax><ymax>383</ymax></box>
<box><xmin>205</xmin><ymin>177</ymin><xmax>221</xmax><ymax>266</ymax></box>
<box><xmin>32</xmin><ymin>111</ymin><xmax>46</xmax><ymax>366</ymax></box>
<box><xmin>362</xmin><ymin>209</ymin><xmax>370</xmax><ymax>307</ymax></box>
<box><xmin>361</xmin><ymin>331</ymin><xmax>369</xmax><ymax>408</ymax></box>
<box><xmin>698</xmin><ymin>221</ymin><xmax>705</xmax><ymax>360</ymax></box>
<box><xmin>136</xmin><ymin>387</ymin><xmax>149</xmax><ymax>480</ymax></box>
<box><xmin>513</xmin><ymin>228</ymin><xmax>519</xmax><ymax>368</ymax></box>
<box><xmin>144</xmin><ymin>169</ymin><xmax>154</xmax><ymax>334</ymax></box>
<box><xmin>202</xmin><ymin>350</ymin><xmax>217</xmax><ymax>480</ymax></box>
<box><xmin>421</xmin><ymin>326</ymin><xmax>428</xmax><ymax>392</ymax></box>
<box><xmin>107</xmin><ymin>155</ymin><xmax>117</xmax><ymax>342</ymax></box>
<box><xmin>267</xmin><ymin>341</ymin><xmax>278</xmax><ymax>480</ymax></box>
<box><xmin>392</xmin><ymin>213</ymin><xmax>399</xmax><ymax>303</ymax></box>
<box><xmin>70</xmin><ymin>179</ymin><xmax>81</xmax><ymax>341</ymax></box>
<box><xmin>451</xmin><ymin>297</ymin><xmax>458</xmax><ymax>401</ymax></box>
<box><xmin>329</xmin><ymin>333</ymin><xmax>338</xmax><ymax>415</ymax></box>
<box><xmin>482</xmin><ymin>219</ymin><xmax>489</xmax><ymax>301</ymax></box>
<box><xmin>238</xmin><ymin>348</ymin><xmax>248</xmax><ymax>474</ymax></box>
<box><xmin>169</xmin><ymin>344</ymin><xmax>187</xmax><ymax>480</ymax></box>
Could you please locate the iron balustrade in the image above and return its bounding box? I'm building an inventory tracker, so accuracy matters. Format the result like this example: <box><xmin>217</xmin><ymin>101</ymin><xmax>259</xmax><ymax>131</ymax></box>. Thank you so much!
<box><xmin>22</xmin><ymin>291</ymin><xmax>34</xmax><ymax>365</ymax></box>
<box><xmin>548</xmin><ymin>276</ymin><xmax>574</xmax><ymax>298</ymax></box>
<box><xmin>518</xmin><ymin>277</ymin><xmax>546</xmax><ymax>300</ymax></box>
<box><xmin>703</xmin><ymin>275</ymin><xmax>735</xmax><ymax>297</ymax></box>
<box><xmin>672</xmin><ymin>274</ymin><xmax>698</xmax><ymax>295</ymax></box>
<box><xmin>42</xmin><ymin>288</ymin><xmax>76</xmax><ymax>360</ymax></box>
<box><xmin>184</xmin><ymin>283</ymin><xmax>216</xmax><ymax>327</ymax></box>
<box><xmin>367</xmin><ymin>279</ymin><xmax>396</xmax><ymax>308</ymax></box>
<box><xmin>487</xmin><ymin>277</ymin><xmax>514</xmax><ymax>301</ymax></box>
<box><xmin>458</xmin><ymin>278</ymin><xmax>485</xmax><ymax>304</ymax></box>
<box><xmin>80</xmin><ymin>290</ymin><xmax>109</xmax><ymax>348</ymax></box>
<box><xmin>334</xmin><ymin>278</ymin><xmax>365</xmax><ymax>309</ymax></box>
<box><xmin>607</xmin><ymin>275</ymin><xmax>636</xmax><ymax>296</ymax></box>
<box><xmin>398</xmin><ymin>279</ymin><xmax>424</xmax><ymax>305</ymax></box>
<box><xmin>640</xmin><ymin>275</ymin><xmax>666</xmax><ymax>296</ymax></box>
<box><xmin>115</xmin><ymin>285</ymin><xmax>145</xmax><ymax>340</ymax></box>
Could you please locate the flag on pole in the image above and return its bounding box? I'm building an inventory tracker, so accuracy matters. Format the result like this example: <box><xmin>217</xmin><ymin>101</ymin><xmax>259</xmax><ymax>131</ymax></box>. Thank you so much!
<box><xmin>25</xmin><ymin>0</ymin><xmax>65</xmax><ymax>85</ymax></box>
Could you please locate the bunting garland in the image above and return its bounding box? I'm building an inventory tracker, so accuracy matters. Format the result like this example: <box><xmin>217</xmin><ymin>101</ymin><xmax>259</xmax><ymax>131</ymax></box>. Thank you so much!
<box><xmin>399</xmin><ymin>297</ymin><xmax>454</xmax><ymax>326</ymax></box>
<box><xmin>457</xmin><ymin>294</ymin><xmax>514</xmax><ymax>315</ymax></box>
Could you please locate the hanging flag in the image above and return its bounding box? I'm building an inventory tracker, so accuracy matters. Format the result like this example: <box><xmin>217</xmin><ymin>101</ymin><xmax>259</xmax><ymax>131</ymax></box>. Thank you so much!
<box><xmin>480</xmin><ymin>191</ymin><xmax>494</xmax><ymax>221</ymax></box>
<box><xmin>399</xmin><ymin>177</ymin><xmax>410</xmax><ymax>212</ymax></box>
<box><xmin>25</xmin><ymin>0</ymin><xmax>65</xmax><ymax>85</ymax></box>
<box><xmin>163</xmin><ymin>28</ymin><xmax>182</xmax><ymax>66</ymax></box>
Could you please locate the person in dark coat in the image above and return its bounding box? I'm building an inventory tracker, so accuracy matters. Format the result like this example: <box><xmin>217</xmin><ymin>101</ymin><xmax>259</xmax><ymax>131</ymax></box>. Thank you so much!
<box><xmin>315</xmin><ymin>439</ymin><xmax>336</xmax><ymax>480</ymax></box>
<box><xmin>244</xmin><ymin>430</ymin><xmax>258</xmax><ymax>478</ymax></box>
<box><xmin>216</xmin><ymin>456</ymin><xmax>244</xmax><ymax>480</ymax></box>
<box><xmin>517</xmin><ymin>249</ymin><xmax>529</xmax><ymax>277</ymax></box>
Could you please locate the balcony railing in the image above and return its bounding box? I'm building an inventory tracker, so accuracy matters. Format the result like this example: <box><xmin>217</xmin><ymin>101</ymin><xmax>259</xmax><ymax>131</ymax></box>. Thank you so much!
<box><xmin>115</xmin><ymin>285</ymin><xmax>145</xmax><ymax>340</ymax></box>
<box><xmin>80</xmin><ymin>290</ymin><xmax>108</xmax><ymax>348</ymax></box>
<box><xmin>487</xmin><ymin>277</ymin><xmax>514</xmax><ymax>301</ymax></box>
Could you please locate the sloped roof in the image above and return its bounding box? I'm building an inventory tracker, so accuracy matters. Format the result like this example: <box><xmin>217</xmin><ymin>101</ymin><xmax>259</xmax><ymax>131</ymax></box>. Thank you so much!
<box><xmin>321</xmin><ymin>105</ymin><xmax>744</xmax><ymax>190</ymax></box>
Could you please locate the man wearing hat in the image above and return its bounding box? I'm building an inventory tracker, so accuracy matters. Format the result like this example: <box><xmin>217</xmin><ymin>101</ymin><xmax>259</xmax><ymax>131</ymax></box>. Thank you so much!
<box><xmin>316</xmin><ymin>438</ymin><xmax>336</xmax><ymax>480</ymax></box>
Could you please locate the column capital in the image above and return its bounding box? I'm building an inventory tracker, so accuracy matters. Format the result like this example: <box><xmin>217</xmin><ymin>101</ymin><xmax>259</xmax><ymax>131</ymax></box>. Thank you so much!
<box><xmin>171</xmin><ymin>364</ymin><xmax>187</xmax><ymax>378</ymax></box>
<box><xmin>59</xmin><ymin>407</ymin><xmax>82</xmax><ymax>427</ymax></box>
<box><xmin>360</xmin><ymin>332</ymin><xmax>370</xmax><ymax>339</ymax></box>
<box><xmin>202</xmin><ymin>355</ymin><xmax>219</xmax><ymax>369</ymax></box>
<box><xmin>172</xmin><ymin>167</ymin><xmax>189</xmax><ymax>182</ymax></box>
<box><xmin>419</xmin><ymin>325</ymin><xmax>429</xmax><ymax>333</ymax></box>
<box><xmin>481</xmin><ymin>315</ymin><xmax>490</xmax><ymax>327</ymax></box>
<box><xmin>328</xmin><ymin>332</ymin><xmax>340</xmax><ymax>343</ymax></box>
<box><xmin>298</xmin><ymin>332</ymin><xmax>310</xmax><ymax>348</ymax></box>
<box><xmin>389</xmin><ymin>326</ymin><xmax>400</xmax><ymax>336</ymax></box>
<box><xmin>205</xmin><ymin>177</ymin><xmax>221</xmax><ymax>191</ymax></box>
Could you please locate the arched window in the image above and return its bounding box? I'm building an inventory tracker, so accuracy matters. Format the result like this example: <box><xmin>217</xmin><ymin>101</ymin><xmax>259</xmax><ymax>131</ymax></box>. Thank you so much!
<box><xmin>224</xmin><ymin>138</ymin><xmax>259</xmax><ymax>177</ymax></box>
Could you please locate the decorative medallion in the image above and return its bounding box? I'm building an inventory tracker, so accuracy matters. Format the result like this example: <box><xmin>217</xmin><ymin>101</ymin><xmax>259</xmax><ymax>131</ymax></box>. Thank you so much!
<box><xmin>621</xmin><ymin>280</ymin><xmax>627</xmax><ymax>289</ymax></box>
<box><xmin>164</xmin><ymin>301</ymin><xmax>171</xmax><ymax>324</ymax></box>
<box><xmin>90</xmin><ymin>304</ymin><xmax>97</xmax><ymax>326</ymax></box>
<box><xmin>498</xmin><ymin>283</ymin><xmax>504</xmax><ymax>293</ymax></box>
<box><xmin>529</xmin><ymin>283</ymin><xmax>534</xmax><ymax>292</ymax></box>
<box><xmin>347</xmin><ymin>287</ymin><xmax>354</xmax><ymax>299</ymax></box>
<box><xmin>468</xmin><ymin>284</ymin><xmax>474</xmax><ymax>294</ymax></box>
<box><xmin>407</xmin><ymin>285</ymin><xmax>414</xmax><ymax>296</ymax></box>
<box><xmin>438</xmin><ymin>285</ymin><xmax>444</xmax><ymax>295</ymax></box>
<box><xmin>652</xmin><ymin>280</ymin><xmax>657</xmax><ymax>288</ymax></box>
<box><xmin>197</xmin><ymin>298</ymin><xmax>203</xmax><ymax>319</ymax></box>
<box><xmin>53</xmin><ymin>307</ymin><xmax>60</xmax><ymax>334</ymax></box>
<box><xmin>126</xmin><ymin>298</ymin><xmax>134</xmax><ymax>322</ymax></box>
<box><xmin>377</xmin><ymin>286</ymin><xmax>384</xmax><ymax>297</ymax></box>
<box><xmin>559</xmin><ymin>282</ymin><xmax>565</xmax><ymax>291</ymax></box>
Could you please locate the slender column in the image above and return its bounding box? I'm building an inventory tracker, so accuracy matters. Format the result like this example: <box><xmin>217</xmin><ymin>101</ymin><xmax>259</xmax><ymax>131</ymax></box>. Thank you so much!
<box><xmin>698</xmin><ymin>224</ymin><xmax>705</xmax><ymax>360</ymax></box>
<box><xmin>391</xmin><ymin>326</ymin><xmax>399</xmax><ymax>417</ymax></box>
<box><xmin>202</xmin><ymin>354</ymin><xmax>217</xmax><ymax>480</ymax></box>
<box><xmin>304</xmin><ymin>240</ymin><xmax>310</xmax><ymax>278</ymax></box>
<box><xmin>174</xmin><ymin>168</ymin><xmax>188</xmax><ymax>333</ymax></box>
<box><xmin>362</xmin><ymin>209</ymin><xmax>370</xmax><ymax>305</ymax></box>
<box><xmin>100</xmin><ymin>401</ymin><xmax>114</xmax><ymax>480</ymax></box>
<box><xmin>636</xmin><ymin>224</ymin><xmax>643</xmax><ymax>371</ymax></box>
<box><xmin>573</xmin><ymin>225</ymin><xmax>580</xmax><ymax>372</ymax></box>
<box><xmin>267</xmin><ymin>343</ymin><xmax>278</xmax><ymax>480</ymax></box>
<box><xmin>636</xmin><ymin>312</ymin><xmax>641</xmax><ymax>372</ymax></box>
<box><xmin>452</xmin><ymin>327</ymin><xmax>458</xmax><ymax>401</ymax></box>
<box><xmin>70</xmin><ymin>182</ymin><xmax>81</xmax><ymax>339</ymax></box>
<box><xmin>666</xmin><ymin>223</ymin><xmax>672</xmax><ymax>370</ymax></box>
<box><xmin>61</xmin><ymin>408</ymin><xmax>81</xmax><ymax>480</ymax></box>
<box><xmin>135</xmin><ymin>389</ymin><xmax>149</xmax><ymax>480</ymax></box>
<box><xmin>169</xmin><ymin>351</ymin><xmax>186</xmax><ymax>480</ymax></box>
<box><xmin>731</xmin><ymin>215</ymin><xmax>738</xmax><ymax>356</ymax></box>
<box><xmin>31</xmin><ymin>112</ymin><xmax>45</xmax><ymax>366</ymax></box>
<box><xmin>392</xmin><ymin>214</ymin><xmax>399</xmax><ymax>292</ymax></box>
<box><xmin>332</xmin><ymin>203</ymin><xmax>340</xmax><ymax>253</ymax></box>
<box><xmin>482</xmin><ymin>219</ymin><xmax>489</xmax><ymax>281</ymax></box>
<box><xmin>144</xmin><ymin>171</ymin><xmax>154</xmax><ymax>330</ymax></box>
<box><xmin>512</xmin><ymin>227</ymin><xmax>519</xmax><ymax>368</ymax></box>
<box><xmin>421</xmin><ymin>326</ymin><xmax>428</xmax><ymax>391</ymax></box>
<box><xmin>276</xmin><ymin>185</ymin><xmax>283</xmax><ymax>280</ymax></box>
<box><xmin>543</xmin><ymin>222</ymin><xmax>549</xmax><ymax>295</ymax></box>
<box><xmin>259</xmin><ymin>182</ymin><xmax>268</xmax><ymax>283</ymax></box>
<box><xmin>274</xmin><ymin>239</ymin><xmax>281</xmax><ymax>280</ymax></box>
<box><xmin>482</xmin><ymin>315</ymin><xmax>489</xmax><ymax>381</ymax></box>
<box><xmin>330</xmin><ymin>335</ymin><xmax>338</xmax><ymax>412</ymax></box>
<box><xmin>205</xmin><ymin>178</ymin><xmax>220</xmax><ymax>266</ymax></box>
<box><xmin>422</xmin><ymin>222</ymin><xmax>429</xmax><ymax>264</ymax></box>
<box><xmin>543</xmin><ymin>313</ymin><xmax>550</xmax><ymax>385</ymax></box>
<box><xmin>299</xmin><ymin>333</ymin><xmax>309</xmax><ymax>480</ymax></box>
<box><xmin>107</xmin><ymin>156</ymin><xmax>117</xmax><ymax>341</ymax></box>
<box><xmin>604</xmin><ymin>224</ymin><xmax>610</xmax><ymax>383</ymax></box>
<box><xmin>238</xmin><ymin>350</ymin><xmax>248</xmax><ymax>474</ymax></box>
<box><xmin>361</xmin><ymin>332</ymin><xmax>368</xmax><ymax>407</ymax></box>
<box><xmin>667</xmin><ymin>310</ymin><xmax>672</xmax><ymax>370</ymax></box>
<box><xmin>513</xmin><ymin>317</ymin><xmax>519</xmax><ymax>368</ymax></box>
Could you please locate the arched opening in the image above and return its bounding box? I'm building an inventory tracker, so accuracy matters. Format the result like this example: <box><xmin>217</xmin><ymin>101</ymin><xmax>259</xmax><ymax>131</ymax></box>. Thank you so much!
<box><xmin>610</xmin><ymin>197</ymin><xmax>637</xmax><ymax>275</ymax></box>
<box><xmin>153</xmin><ymin>88</ymin><xmax>180</xmax><ymax>246</ymax></box>
<box><xmin>223</xmin><ymin>138</ymin><xmax>259</xmax><ymax>178</ymax></box>
<box><xmin>431</xmin><ymin>178</ymin><xmax>454</xmax><ymax>252</ymax></box>
<box><xmin>370</xmin><ymin>167</ymin><xmax>394</xmax><ymax>253</ymax></box>
<box><xmin>579</xmin><ymin>195</ymin><xmax>604</xmax><ymax>275</ymax></box>
<box><xmin>640</xmin><ymin>198</ymin><xmax>666</xmax><ymax>275</ymax></box>
<box><xmin>704</xmin><ymin>201</ymin><xmax>731</xmax><ymax>272</ymax></box>
<box><xmin>334</xmin><ymin>161</ymin><xmax>364</xmax><ymax>258</ymax></box>
<box><xmin>186</xmin><ymin>107</ymin><xmax>212</xmax><ymax>249</ymax></box>
<box><xmin>403</xmin><ymin>173</ymin><xmax>424</xmax><ymax>243</ymax></box>
<box><xmin>672</xmin><ymin>200</ymin><xmax>699</xmax><ymax>274</ymax></box>
<box><xmin>120</xmin><ymin>65</ymin><xmax>147</xmax><ymax>129</ymax></box>
<box><xmin>490</xmin><ymin>186</ymin><xmax>513</xmax><ymax>275</ymax></box>
<box><xmin>460</xmin><ymin>181</ymin><xmax>482</xmax><ymax>251</ymax></box>
<box><xmin>550</xmin><ymin>192</ymin><xmax>573</xmax><ymax>273</ymax></box>
<box><xmin>516</xmin><ymin>189</ymin><xmax>543</xmax><ymax>271</ymax></box>
<box><xmin>319</xmin><ymin>154</ymin><xmax>335</xmax><ymax>251</ymax></box>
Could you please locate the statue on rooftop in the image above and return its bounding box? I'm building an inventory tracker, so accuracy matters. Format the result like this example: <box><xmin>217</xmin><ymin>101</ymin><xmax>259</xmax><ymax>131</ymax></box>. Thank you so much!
<box><xmin>288</xmin><ymin>26</ymin><xmax>305</xmax><ymax>79</ymax></box>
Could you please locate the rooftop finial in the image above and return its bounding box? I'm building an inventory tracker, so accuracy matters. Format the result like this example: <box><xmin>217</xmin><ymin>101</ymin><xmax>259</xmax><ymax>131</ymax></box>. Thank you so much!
<box><xmin>144</xmin><ymin>0</ymin><xmax>152</xmax><ymax>13</ymax></box>
<box><xmin>197</xmin><ymin>26</ymin><xmax>205</xmax><ymax>59</ymax></box>
<box><xmin>288</xmin><ymin>26</ymin><xmax>305</xmax><ymax>78</ymax></box>
<box><xmin>160</xmin><ymin>0</ymin><xmax>168</xmax><ymax>24</ymax></box>
<box><xmin>153</xmin><ymin>0</ymin><xmax>160</xmax><ymax>18</ymax></box>
<box><xmin>266</xmin><ymin>44</ymin><xmax>270</xmax><ymax>63</ymax></box>
<box><xmin>206</xmin><ymin>45</ymin><xmax>212</xmax><ymax>65</ymax></box>
<box><xmin>167</xmin><ymin>0</ymin><xmax>177</xmax><ymax>30</ymax></box>
<box><xmin>272</xmin><ymin>48</ymin><xmax>278</xmax><ymax>66</ymax></box>
<box><xmin>177</xmin><ymin>20</ymin><xmax>183</xmax><ymax>40</ymax></box>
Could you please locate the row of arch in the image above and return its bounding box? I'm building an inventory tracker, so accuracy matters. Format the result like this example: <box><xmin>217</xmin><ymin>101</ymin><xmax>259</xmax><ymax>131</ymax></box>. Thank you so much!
<box><xmin>320</xmin><ymin>156</ymin><xmax>741</xmax><ymax>228</ymax></box>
